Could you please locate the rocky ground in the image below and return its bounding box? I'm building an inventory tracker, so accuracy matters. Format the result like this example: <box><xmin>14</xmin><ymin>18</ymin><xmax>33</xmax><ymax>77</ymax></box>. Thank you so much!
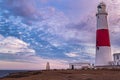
<box><xmin>0</xmin><ymin>69</ymin><xmax>120</xmax><ymax>80</ymax></box>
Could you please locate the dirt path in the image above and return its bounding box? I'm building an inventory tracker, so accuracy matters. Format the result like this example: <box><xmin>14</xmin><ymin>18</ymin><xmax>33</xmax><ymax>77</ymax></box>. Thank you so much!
<box><xmin>0</xmin><ymin>69</ymin><xmax>120</xmax><ymax>80</ymax></box>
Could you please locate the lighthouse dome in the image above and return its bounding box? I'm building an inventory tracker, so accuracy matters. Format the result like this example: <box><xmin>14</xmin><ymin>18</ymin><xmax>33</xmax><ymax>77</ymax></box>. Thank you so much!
<box><xmin>97</xmin><ymin>2</ymin><xmax>107</xmax><ymax>13</ymax></box>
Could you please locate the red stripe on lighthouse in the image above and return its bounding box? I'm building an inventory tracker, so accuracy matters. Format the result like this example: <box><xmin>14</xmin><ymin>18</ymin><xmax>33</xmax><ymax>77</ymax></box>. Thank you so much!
<box><xmin>96</xmin><ymin>29</ymin><xmax>110</xmax><ymax>46</ymax></box>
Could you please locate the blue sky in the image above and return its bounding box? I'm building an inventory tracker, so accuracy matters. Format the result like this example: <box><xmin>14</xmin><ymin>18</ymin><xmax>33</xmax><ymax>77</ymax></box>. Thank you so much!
<box><xmin>0</xmin><ymin>0</ymin><xmax>120</xmax><ymax>70</ymax></box>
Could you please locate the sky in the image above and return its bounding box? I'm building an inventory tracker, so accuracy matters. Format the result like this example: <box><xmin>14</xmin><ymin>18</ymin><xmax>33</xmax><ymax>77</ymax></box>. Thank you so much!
<box><xmin>0</xmin><ymin>0</ymin><xmax>120</xmax><ymax>70</ymax></box>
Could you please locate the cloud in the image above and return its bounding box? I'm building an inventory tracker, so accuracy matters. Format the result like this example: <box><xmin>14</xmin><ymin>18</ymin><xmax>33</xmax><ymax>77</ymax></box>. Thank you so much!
<box><xmin>65</xmin><ymin>52</ymin><xmax>79</xmax><ymax>58</ymax></box>
<box><xmin>0</xmin><ymin>0</ymin><xmax>96</xmax><ymax>64</ymax></box>
<box><xmin>40</xmin><ymin>0</ymin><xmax>49</xmax><ymax>3</ymax></box>
<box><xmin>0</xmin><ymin>0</ymin><xmax>41</xmax><ymax>20</ymax></box>
<box><xmin>0</xmin><ymin>35</ymin><xmax>35</xmax><ymax>54</ymax></box>
<box><xmin>0</xmin><ymin>35</ymin><xmax>69</xmax><ymax>69</ymax></box>
<box><xmin>0</xmin><ymin>35</ymin><xmax>37</xmax><ymax>63</ymax></box>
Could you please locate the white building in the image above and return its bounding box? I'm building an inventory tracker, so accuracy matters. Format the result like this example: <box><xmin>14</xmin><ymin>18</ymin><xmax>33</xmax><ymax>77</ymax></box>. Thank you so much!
<box><xmin>113</xmin><ymin>53</ymin><xmax>120</xmax><ymax>66</ymax></box>
<box><xmin>69</xmin><ymin>62</ymin><xmax>91</xmax><ymax>69</ymax></box>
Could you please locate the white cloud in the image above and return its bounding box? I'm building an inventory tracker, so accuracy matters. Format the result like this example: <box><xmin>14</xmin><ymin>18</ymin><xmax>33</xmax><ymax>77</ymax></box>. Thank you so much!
<box><xmin>0</xmin><ymin>35</ymin><xmax>35</xmax><ymax>55</ymax></box>
<box><xmin>65</xmin><ymin>52</ymin><xmax>79</xmax><ymax>57</ymax></box>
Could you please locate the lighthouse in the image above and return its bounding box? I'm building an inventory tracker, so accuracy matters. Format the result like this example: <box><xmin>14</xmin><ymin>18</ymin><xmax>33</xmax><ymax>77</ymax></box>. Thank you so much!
<box><xmin>95</xmin><ymin>2</ymin><xmax>112</xmax><ymax>66</ymax></box>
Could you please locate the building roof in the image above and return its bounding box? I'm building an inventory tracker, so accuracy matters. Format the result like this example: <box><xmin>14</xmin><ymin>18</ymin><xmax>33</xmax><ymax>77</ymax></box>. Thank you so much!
<box><xmin>69</xmin><ymin>62</ymin><xmax>90</xmax><ymax>65</ymax></box>
<box><xmin>113</xmin><ymin>53</ymin><xmax>120</xmax><ymax>56</ymax></box>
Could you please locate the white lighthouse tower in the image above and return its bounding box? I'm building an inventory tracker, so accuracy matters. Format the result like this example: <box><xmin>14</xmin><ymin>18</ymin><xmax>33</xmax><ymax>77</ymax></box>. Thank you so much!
<box><xmin>95</xmin><ymin>2</ymin><xmax>112</xmax><ymax>66</ymax></box>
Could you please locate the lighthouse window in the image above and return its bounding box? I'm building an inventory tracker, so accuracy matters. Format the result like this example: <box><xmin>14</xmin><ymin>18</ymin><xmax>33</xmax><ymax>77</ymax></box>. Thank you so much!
<box><xmin>98</xmin><ymin>5</ymin><xmax>102</xmax><ymax>9</ymax></box>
